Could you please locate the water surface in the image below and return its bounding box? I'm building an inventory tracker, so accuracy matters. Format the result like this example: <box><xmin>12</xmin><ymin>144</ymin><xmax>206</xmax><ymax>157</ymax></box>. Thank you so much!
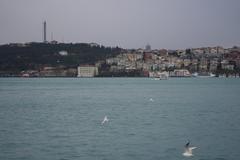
<box><xmin>0</xmin><ymin>78</ymin><xmax>240</xmax><ymax>160</ymax></box>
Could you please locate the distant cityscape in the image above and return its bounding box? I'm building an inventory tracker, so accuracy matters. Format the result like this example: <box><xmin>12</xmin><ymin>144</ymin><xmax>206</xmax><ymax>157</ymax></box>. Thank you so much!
<box><xmin>0</xmin><ymin>41</ymin><xmax>240</xmax><ymax>78</ymax></box>
<box><xmin>102</xmin><ymin>44</ymin><xmax>240</xmax><ymax>78</ymax></box>
<box><xmin>0</xmin><ymin>21</ymin><xmax>239</xmax><ymax>78</ymax></box>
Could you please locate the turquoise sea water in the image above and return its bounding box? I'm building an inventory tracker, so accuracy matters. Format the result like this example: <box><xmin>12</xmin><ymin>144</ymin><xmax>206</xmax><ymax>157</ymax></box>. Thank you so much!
<box><xmin>0</xmin><ymin>78</ymin><xmax>240</xmax><ymax>160</ymax></box>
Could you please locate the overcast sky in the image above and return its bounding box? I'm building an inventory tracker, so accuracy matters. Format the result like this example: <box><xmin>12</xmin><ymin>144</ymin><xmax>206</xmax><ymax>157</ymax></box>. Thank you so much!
<box><xmin>0</xmin><ymin>0</ymin><xmax>239</xmax><ymax>49</ymax></box>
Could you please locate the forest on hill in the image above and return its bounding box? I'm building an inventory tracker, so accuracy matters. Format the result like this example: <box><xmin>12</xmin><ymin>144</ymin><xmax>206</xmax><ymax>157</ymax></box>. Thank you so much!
<box><xmin>0</xmin><ymin>42</ymin><xmax>121</xmax><ymax>71</ymax></box>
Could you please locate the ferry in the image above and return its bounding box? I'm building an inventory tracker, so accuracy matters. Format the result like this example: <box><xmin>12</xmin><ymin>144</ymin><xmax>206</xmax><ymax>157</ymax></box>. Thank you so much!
<box><xmin>192</xmin><ymin>72</ymin><xmax>216</xmax><ymax>78</ymax></box>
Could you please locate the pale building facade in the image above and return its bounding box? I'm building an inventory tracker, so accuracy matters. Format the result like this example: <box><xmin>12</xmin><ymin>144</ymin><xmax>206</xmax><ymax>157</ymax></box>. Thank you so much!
<box><xmin>77</xmin><ymin>66</ymin><xmax>98</xmax><ymax>77</ymax></box>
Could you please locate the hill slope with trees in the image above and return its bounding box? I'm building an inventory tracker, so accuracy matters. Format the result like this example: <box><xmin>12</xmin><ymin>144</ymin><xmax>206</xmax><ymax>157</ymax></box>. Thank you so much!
<box><xmin>0</xmin><ymin>43</ymin><xmax>121</xmax><ymax>72</ymax></box>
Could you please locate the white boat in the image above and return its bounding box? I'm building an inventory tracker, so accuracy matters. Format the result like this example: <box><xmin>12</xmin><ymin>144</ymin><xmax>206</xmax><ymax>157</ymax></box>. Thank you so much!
<box><xmin>192</xmin><ymin>72</ymin><xmax>198</xmax><ymax>77</ymax></box>
<box><xmin>192</xmin><ymin>72</ymin><xmax>216</xmax><ymax>78</ymax></box>
<box><xmin>154</xmin><ymin>72</ymin><xmax>169</xmax><ymax>80</ymax></box>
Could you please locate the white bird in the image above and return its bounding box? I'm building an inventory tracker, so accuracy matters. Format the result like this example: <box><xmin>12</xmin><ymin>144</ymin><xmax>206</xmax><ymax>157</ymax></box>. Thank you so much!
<box><xmin>101</xmin><ymin>116</ymin><xmax>109</xmax><ymax>125</ymax></box>
<box><xmin>182</xmin><ymin>141</ymin><xmax>197</xmax><ymax>157</ymax></box>
<box><xmin>149</xmin><ymin>98</ymin><xmax>154</xmax><ymax>102</ymax></box>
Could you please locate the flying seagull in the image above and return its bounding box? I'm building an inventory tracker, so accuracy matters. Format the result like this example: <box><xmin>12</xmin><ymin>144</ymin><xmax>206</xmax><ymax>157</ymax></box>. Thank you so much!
<box><xmin>101</xmin><ymin>116</ymin><xmax>109</xmax><ymax>125</ymax></box>
<box><xmin>182</xmin><ymin>141</ymin><xmax>197</xmax><ymax>157</ymax></box>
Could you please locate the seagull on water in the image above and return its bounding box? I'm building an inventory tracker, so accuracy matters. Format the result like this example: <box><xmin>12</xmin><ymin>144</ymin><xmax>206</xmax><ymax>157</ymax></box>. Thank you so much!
<box><xmin>182</xmin><ymin>141</ymin><xmax>197</xmax><ymax>157</ymax></box>
<box><xmin>149</xmin><ymin>98</ymin><xmax>154</xmax><ymax>102</ymax></box>
<box><xmin>101</xmin><ymin>116</ymin><xmax>109</xmax><ymax>125</ymax></box>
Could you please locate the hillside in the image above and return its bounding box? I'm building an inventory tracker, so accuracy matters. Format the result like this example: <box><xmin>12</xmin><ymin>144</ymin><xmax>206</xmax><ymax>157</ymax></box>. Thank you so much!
<box><xmin>0</xmin><ymin>42</ymin><xmax>121</xmax><ymax>72</ymax></box>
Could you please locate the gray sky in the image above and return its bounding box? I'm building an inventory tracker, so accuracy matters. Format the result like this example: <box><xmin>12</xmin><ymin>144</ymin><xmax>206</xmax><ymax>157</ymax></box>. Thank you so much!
<box><xmin>0</xmin><ymin>0</ymin><xmax>240</xmax><ymax>49</ymax></box>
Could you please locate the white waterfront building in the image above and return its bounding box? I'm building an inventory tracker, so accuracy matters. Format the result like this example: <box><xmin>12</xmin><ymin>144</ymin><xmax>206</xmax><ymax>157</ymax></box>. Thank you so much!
<box><xmin>77</xmin><ymin>66</ymin><xmax>99</xmax><ymax>77</ymax></box>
